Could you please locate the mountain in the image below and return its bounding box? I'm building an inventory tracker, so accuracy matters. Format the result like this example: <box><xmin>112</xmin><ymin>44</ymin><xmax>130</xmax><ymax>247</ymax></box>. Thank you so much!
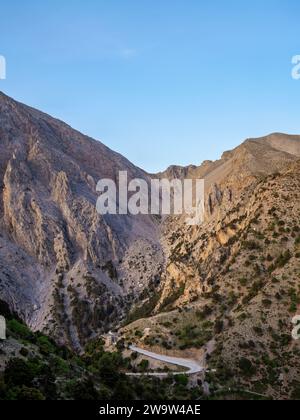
<box><xmin>1</xmin><ymin>92</ymin><xmax>300</xmax><ymax>399</ymax></box>
<box><xmin>123</xmin><ymin>138</ymin><xmax>300</xmax><ymax>400</ymax></box>
<box><xmin>0</xmin><ymin>92</ymin><xmax>163</xmax><ymax>351</ymax></box>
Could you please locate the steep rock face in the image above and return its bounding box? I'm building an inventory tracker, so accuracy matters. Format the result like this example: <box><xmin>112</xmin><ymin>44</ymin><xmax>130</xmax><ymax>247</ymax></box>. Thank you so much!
<box><xmin>154</xmin><ymin>135</ymin><xmax>300</xmax><ymax>311</ymax></box>
<box><xmin>0</xmin><ymin>92</ymin><xmax>163</xmax><ymax>349</ymax></box>
<box><xmin>123</xmin><ymin>161</ymin><xmax>300</xmax><ymax>399</ymax></box>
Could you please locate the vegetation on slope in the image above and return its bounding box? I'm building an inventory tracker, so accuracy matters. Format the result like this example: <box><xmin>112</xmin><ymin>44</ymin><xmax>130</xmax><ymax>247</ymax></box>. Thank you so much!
<box><xmin>0</xmin><ymin>305</ymin><xmax>202</xmax><ymax>400</ymax></box>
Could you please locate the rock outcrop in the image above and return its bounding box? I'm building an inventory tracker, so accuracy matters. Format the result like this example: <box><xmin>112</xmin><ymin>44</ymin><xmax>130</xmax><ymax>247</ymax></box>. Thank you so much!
<box><xmin>0</xmin><ymin>91</ymin><xmax>163</xmax><ymax>349</ymax></box>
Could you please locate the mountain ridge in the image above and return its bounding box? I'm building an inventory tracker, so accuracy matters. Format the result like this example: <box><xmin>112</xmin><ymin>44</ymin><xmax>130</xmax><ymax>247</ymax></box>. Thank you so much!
<box><xmin>0</xmin><ymin>92</ymin><xmax>300</xmax><ymax>399</ymax></box>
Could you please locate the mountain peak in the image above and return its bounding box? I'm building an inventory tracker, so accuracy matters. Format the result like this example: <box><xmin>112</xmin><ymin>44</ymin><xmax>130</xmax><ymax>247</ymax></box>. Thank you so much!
<box><xmin>243</xmin><ymin>133</ymin><xmax>300</xmax><ymax>158</ymax></box>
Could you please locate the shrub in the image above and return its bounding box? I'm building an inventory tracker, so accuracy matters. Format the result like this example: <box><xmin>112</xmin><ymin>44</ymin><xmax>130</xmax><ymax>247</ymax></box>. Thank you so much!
<box><xmin>291</xmin><ymin>382</ymin><xmax>300</xmax><ymax>400</ymax></box>
<box><xmin>196</xmin><ymin>305</ymin><xmax>212</xmax><ymax>320</ymax></box>
<box><xmin>175</xmin><ymin>374</ymin><xmax>189</xmax><ymax>386</ymax></box>
<box><xmin>4</xmin><ymin>358</ymin><xmax>37</xmax><ymax>387</ymax></box>
<box><xmin>253</xmin><ymin>326</ymin><xmax>263</xmax><ymax>336</ymax></box>
<box><xmin>295</xmin><ymin>236</ymin><xmax>300</xmax><ymax>245</ymax></box>
<box><xmin>36</xmin><ymin>336</ymin><xmax>56</xmax><ymax>355</ymax></box>
<box><xmin>214</xmin><ymin>320</ymin><xmax>224</xmax><ymax>334</ymax></box>
<box><xmin>19</xmin><ymin>347</ymin><xmax>29</xmax><ymax>357</ymax></box>
<box><xmin>262</xmin><ymin>299</ymin><xmax>272</xmax><ymax>308</ymax></box>
<box><xmin>139</xmin><ymin>359</ymin><xmax>150</xmax><ymax>372</ymax></box>
<box><xmin>269</xmin><ymin>250</ymin><xmax>292</xmax><ymax>272</ymax></box>
<box><xmin>7</xmin><ymin>320</ymin><xmax>34</xmax><ymax>341</ymax></box>
<box><xmin>15</xmin><ymin>386</ymin><xmax>45</xmax><ymax>400</ymax></box>
<box><xmin>66</xmin><ymin>379</ymin><xmax>100</xmax><ymax>400</ymax></box>
<box><xmin>239</xmin><ymin>277</ymin><xmax>248</xmax><ymax>286</ymax></box>
<box><xmin>242</xmin><ymin>241</ymin><xmax>261</xmax><ymax>251</ymax></box>
<box><xmin>238</xmin><ymin>358</ymin><xmax>256</xmax><ymax>377</ymax></box>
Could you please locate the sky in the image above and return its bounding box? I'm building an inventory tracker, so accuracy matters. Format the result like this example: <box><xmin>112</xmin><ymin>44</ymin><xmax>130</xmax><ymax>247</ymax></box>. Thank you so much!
<box><xmin>1</xmin><ymin>0</ymin><xmax>300</xmax><ymax>172</ymax></box>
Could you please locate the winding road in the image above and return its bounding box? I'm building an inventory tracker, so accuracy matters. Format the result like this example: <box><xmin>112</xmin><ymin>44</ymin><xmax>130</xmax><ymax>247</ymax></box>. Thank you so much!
<box><xmin>126</xmin><ymin>345</ymin><xmax>204</xmax><ymax>377</ymax></box>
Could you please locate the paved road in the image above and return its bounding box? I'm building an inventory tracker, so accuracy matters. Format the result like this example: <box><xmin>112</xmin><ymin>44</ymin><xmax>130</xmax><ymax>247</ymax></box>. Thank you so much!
<box><xmin>127</xmin><ymin>345</ymin><xmax>204</xmax><ymax>377</ymax></box>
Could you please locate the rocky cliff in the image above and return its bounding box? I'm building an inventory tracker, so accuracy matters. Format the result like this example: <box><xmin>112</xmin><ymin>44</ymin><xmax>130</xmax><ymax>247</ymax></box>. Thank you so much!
<box><xmin>0</xmin><ymin>92</ymin><xmax>163</xmax><ymax>350</ymax></box>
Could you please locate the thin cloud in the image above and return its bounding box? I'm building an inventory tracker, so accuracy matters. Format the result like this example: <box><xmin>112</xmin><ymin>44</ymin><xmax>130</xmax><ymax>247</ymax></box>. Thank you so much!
<box><xmin>119</xmin><ymin>48</ymin><xmax>137</xmax><ymax>59</ymax></box>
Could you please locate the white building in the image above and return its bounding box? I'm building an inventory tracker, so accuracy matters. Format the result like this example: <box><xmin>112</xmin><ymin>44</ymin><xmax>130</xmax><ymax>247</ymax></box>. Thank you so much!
<box><xmin>105</xmin><ymin>331</ymin><xmax>118</xmax><ymax>346</ymax></box>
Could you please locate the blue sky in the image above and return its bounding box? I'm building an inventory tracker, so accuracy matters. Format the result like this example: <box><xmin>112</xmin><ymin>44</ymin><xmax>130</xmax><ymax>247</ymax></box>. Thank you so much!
<box><xmin>1</xmin><ymin>0</ymin><xmax>300</xmax><ymax>172</ymax></box>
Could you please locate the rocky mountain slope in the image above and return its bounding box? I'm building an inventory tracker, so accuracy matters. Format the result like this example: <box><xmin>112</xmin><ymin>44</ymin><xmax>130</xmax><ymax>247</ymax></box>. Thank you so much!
<box><xmin>0</xmin><ymin>91</ymin><xmax>163</xmax><ymax>350</ymax></box>
<box><xmin>123</xmin><ymin>139</ymin><xmax>300</xmax><ymax>399</ymax></box>
<box><xmin>1</xmin><ymin>92</ymin><xmax>300</xmax><ymax>399</ymax></box>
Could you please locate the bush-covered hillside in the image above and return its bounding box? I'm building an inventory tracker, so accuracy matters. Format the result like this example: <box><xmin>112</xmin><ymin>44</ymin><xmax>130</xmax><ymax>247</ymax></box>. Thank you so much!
<box><xmin>0</xmin><ymin>301</ymin><xmax>201</xmax><ymax>400</ymax></box>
